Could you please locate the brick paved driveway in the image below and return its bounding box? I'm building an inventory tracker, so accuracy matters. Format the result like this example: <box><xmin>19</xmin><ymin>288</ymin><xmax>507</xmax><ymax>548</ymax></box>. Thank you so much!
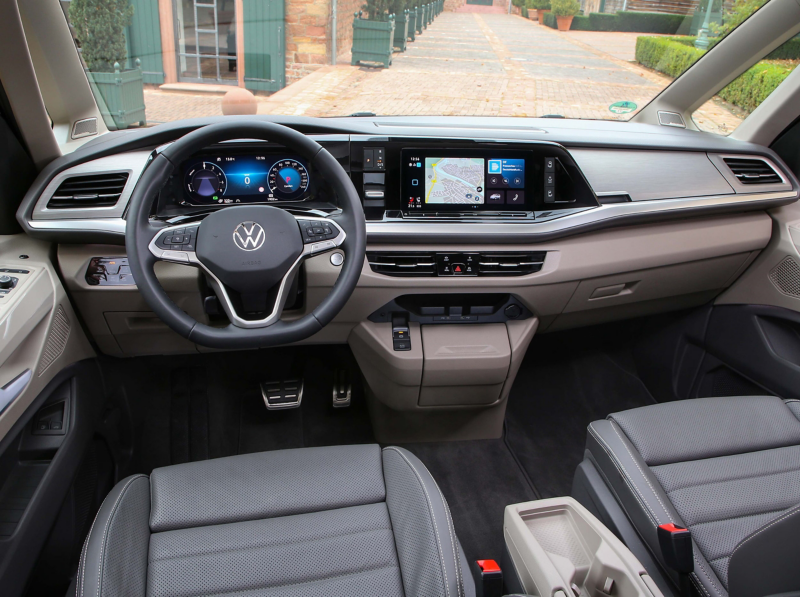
<box><xmin>144</xmin><ymin>12</ymin><xmax>740</xmax><ymax>134</ymax></box>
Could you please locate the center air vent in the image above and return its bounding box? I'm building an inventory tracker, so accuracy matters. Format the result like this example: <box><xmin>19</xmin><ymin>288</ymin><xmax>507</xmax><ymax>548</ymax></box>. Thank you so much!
<box><xmin>367</xmin><ymin>252</ymin><xmax>437</xmax><ymax>277</ymax></box>
<box><xmin>723</xmin><ymin>158</ymin><xmax>782</xmax><ymax>185</ymax></box>
<box><xmin>368</xmin><ymin>251</ymin><xmax>546</xmax><ymax>277</ymax></box>
<box><xmin>46</xmin><ymin>172</ymin><xmax>129</xmax><ymax>209</ymax></box>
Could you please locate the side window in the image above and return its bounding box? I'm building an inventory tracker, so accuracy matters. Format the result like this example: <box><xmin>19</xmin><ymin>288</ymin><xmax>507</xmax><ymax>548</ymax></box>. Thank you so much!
<box><xmin>694</xmin><ymin>34</ymin><xmax>800</xmax><ymax>135</ymax></box>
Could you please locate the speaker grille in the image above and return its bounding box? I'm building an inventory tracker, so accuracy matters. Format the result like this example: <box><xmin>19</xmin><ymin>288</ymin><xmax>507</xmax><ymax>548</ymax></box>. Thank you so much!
<box><xmin>769</xmin><ymin>256</ymin><xmax>800</xmax><ymax>298</ymax></box>
<box><xmin>71</xmin><ymin>118</ymin><xmax>98</xmax><ymax>139</ymax></box>
<box><xmin>39</xmin><ymin>306</ymin><xmax>70</xmax><ymax>375</ymax></box>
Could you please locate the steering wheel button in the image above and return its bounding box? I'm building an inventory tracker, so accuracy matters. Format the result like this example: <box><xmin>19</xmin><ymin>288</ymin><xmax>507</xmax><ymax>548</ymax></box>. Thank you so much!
<box><xmin>162</xmin><ymin>250</ymin><xmax>190</xmax><ymax>262</ymax></box>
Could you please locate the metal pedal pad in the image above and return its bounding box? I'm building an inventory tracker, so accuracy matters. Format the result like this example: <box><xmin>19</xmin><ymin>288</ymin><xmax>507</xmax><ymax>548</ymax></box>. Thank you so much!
<box><xmin>332</xmin><ymin>370</ymin><xmax>352</xmax><ymax>408</ymax></box>
<box><xmin>261</xmin><ymin>379</ymin><xmax>303</xmax><ymax>410</ymax></box>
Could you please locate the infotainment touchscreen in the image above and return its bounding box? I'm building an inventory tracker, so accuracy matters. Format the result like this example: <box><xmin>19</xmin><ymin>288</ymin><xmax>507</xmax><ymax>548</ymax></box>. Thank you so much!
<box><xmin>402</xmin><ymin>150</ymin><xmax>530</xmax><ymax>212</ymax></box>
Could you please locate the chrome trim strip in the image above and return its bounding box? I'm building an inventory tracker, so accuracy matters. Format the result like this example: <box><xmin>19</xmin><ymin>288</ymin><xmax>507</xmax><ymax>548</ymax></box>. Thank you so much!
<box><xmin>28</xmin><ymin>190</ymin><xmax>798</xmax><ymax>239</ymax></box>
<box><xmin>707</xmin><ymin>153</ymin><xmax>792</xmax><ymax>194</ymax></box>
<box><xmin>32</xmin><ymin>151</ymin><xmax>153</xmax><ymax>221</ymax></box>
<box><xmin>147</xmin><ymin>215</ymin><xmax>345</xmax><ymax>329</ymax></box>
<box><xmin>0</xmin><ymin>369</ymin><xmax>32</xmax><ymax>417</ymax></box>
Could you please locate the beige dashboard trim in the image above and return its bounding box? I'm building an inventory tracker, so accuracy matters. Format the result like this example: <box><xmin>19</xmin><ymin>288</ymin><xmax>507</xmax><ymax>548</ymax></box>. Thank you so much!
<box><xmin>27</xmin><ymin>190</ymin><xmax>796</xmax><ymax>241</ymax></box>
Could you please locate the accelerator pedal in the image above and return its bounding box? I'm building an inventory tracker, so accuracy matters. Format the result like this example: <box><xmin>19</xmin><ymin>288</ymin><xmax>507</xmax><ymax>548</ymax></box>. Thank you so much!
<box><xmin>261</xmin><ymin>379</ymin><xmax>304</xmax><ymax>410</ymax></box>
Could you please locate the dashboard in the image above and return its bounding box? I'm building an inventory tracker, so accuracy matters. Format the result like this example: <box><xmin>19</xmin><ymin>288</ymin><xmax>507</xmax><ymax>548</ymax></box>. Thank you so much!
<box><xmin>15</xmin><ymin>115</ymin><xmax>800</xmax><ymax>356</ymax></box>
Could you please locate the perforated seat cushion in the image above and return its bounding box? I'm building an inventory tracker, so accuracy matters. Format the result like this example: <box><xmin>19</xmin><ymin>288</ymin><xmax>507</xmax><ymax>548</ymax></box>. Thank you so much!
<box><xmin>587</xmin><ymin>396</ymin><xmax>800</xmax><ymax>597</ymax></box>
<box><xmin>78</xmin><ymin>444</ymin><xmax>474</xmax><ymax>597</ymax></box>
<box><xmin>148</xmin><ymin>503</ymin><xmax>404</xmax><ymax>597</ymax></box>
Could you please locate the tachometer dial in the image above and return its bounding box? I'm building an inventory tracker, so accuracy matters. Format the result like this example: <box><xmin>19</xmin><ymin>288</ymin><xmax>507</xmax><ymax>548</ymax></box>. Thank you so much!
<box><xmin>185</xmin><ymin>162</ymin><xmax>227</xmax><ymax>202</ymax></box>
<box><xmin>268</xmin><ymin>160</ymin><xmax>309</xmax><ymax>200</ymax></box>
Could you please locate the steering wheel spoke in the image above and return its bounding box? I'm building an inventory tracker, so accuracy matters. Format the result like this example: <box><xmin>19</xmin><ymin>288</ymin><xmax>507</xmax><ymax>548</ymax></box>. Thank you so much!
<box><xmin>295</xmin><ymin>214</ymin><xmax>347</xmax><ymax>257</ymax></box>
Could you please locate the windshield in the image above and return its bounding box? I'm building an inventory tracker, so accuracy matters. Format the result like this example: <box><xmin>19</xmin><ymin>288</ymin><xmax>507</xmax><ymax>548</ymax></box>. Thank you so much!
<box><xmin>55</xmin><ymin>0</ymin><xmax>791</xmax><ymax>135</ymax></box>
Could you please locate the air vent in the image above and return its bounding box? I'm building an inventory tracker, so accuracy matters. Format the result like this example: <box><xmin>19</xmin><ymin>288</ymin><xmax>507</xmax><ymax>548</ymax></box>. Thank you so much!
<box><xmin>723</xmin><ymin>158</ymin><xmax>782</xmax><ymax>185</ymax></box>
<box><xmin>478</xmin><ymin>252</ymin><xmax>546</xmax><ymax>276</ymax></box>
<box><xmin>367</xmin><ymin>252</ymin><xmax>437</xmax><ymax>277</ymax></box>
<box><xmin>47</xmin><ymin>172</ymin><xmax>129</xmax><ymax>209</ymax></box>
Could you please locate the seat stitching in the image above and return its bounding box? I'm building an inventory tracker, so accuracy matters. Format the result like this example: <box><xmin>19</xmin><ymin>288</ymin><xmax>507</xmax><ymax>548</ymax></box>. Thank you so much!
<box><xmin>77</xmin><ymin>515</ymin><xmax>99</xmax><ymax>597</ymax></box>
<box><xmin>656</xmin><ymin>458</ymin><xmax>800</xmax><ymax>493</ymax></box>
<box><xmin>729</xmin><ymin>502</ymin><xmax>800</xmax><ymax>561</ymax></box>
<box><xmin>609</xmin><ymin>422</ymin><xmax>672</xmax><ymax>522</ymax></box>
<box><xmin>687</xmin><ymin>506</ymin><xmax>790</xmax><ymax>529</ymax></box>
<box><xmin>183</xmin><ymin>563</ymin><xmax>402</xmax><ymax>597</ymax></box>
<box><xmin>691</xmin><ymin>572</ymin><xmax>712</xmax><ymax>597</ymax></box>
<box><xmin>384</xmin><ymin>447</ymin><xmax>451</xmax><ymax>597</ymax></box>
<box><xmin>694</xmin><ymin>553</ymin><xmax>724</xmax><ymax>597</ymax></box>
<box><xmin>588</xmin><ymin>424</ymin><xmax>660</xmax><ymax>527</ymax></box>
<box><xmin>95</xmin><ymin>475</ymin><xmax>148</xmax><ymax>597</ymax></box>
<box><xmin>149</xmin><ymin>526</ymin><xmax>395</xmax><ymax>563</ymax></box>
<box><xmin>434</xmin><ymin>482</ymin><xmax>463</xmax><ymax>597</ymax></box>
<box><xmin>78</xmin><ymin>474</ymin><xmax>144</xmax><ymax>597</ymax></box>
<box><xmin>426</xmin><ymin>472</ymin><xmax>462</xmax><ymax>597</ymax></box>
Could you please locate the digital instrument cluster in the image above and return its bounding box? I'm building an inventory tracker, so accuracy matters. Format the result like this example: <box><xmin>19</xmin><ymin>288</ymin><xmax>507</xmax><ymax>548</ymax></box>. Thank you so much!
<box><xmin>181</xmin><ymin>154</ymin><xmax>311</xmax><ymax>206</ymax></box>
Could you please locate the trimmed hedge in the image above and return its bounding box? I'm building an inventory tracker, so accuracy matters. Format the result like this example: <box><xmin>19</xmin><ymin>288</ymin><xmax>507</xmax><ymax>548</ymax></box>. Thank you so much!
<box><xmin>542</xmin><ymin>10</ymin><xmax>688</xmax><ymax>33</ymax></box>
<box><xmin>718</xmin><ymin>61</ymin><xmax>797</xmax><ymax>112</ymax></box>
<box><xmin>636</xmin><ymin>36</ymin><xmax>798</xmax><ymax>113</ymax></box>
<box><xmin>767</xmin><ymin>39</ymin><xmax>800</xmax><ymax>60</ymax></box>
<box><xmin>542</xmin><ymin>11</ymin><xmax>557</xmax><ymax>28</ymax></box>
<box><xmin>635</xmin><ymin>36</ymin><xmax>703</xmax><ymax>77</ymax></box>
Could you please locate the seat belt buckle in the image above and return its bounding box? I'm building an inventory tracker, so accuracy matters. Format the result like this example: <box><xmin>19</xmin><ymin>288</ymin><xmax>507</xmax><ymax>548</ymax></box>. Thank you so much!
<box><xmin>657</xmin><ymin>523</ymin><xmax>694</xmax><ymax>574</ymax></box>
<box><xmin>472</xmin><ymin>559</ymin><xmax>503</xmax><ymax>597</ymax></box>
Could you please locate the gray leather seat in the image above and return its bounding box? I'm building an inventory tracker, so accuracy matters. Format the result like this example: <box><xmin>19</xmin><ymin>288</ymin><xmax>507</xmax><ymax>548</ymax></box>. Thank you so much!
<box><xmin>77</xmin><ymin>444</ymin><xmax>475</xmax><ymax>597</ymax></box>
<box><xmin>585</xmin><ymin>396</ymin><xmax>800</xmax><ymax>597</ymax></box>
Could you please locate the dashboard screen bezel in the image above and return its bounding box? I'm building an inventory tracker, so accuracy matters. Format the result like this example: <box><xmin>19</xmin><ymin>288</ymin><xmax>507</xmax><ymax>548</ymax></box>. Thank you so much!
<box><xmin>401</xmin><ymin>148</ymin><xmax>538</xmax><ymax>214</ymax></box>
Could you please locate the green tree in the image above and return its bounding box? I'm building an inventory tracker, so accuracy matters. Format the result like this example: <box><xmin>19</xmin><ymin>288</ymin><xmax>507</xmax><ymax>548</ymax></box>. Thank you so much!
<box><xmin>362</xmin><ymin>0</ymin><xmax>392</xmax><ymax>19</ymax></box>
<box><xmin>69</xmin><ymin>0</ymin><xmax>134</xmax><ymax>72</ymax></box>
<box><xmin>551</xmin><ymin>0</ymin><xmax>580</xmax><ymax>16</ymax></box>
<box><xmin>388</xmin><ymin>0</ymin><xmax>407</xmax><ymax>13</ymax></box>
<box><xmin>711</xmin><ymin>0</ymin><xmax>766</xmax><ymax>38</ymax></box>
<box><xmin>529</xmin><ymin>0</ymin><xmax>552</xmax><ymax>10</ymax></box>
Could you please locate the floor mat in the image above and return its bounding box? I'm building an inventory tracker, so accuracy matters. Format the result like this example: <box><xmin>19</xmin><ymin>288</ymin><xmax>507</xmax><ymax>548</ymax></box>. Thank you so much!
<box><xmin>101</xmin><ymin>346</ymin><xmax>374</xmax><ymax>474</ymax></box>
<box><xmin>402</xmin><ymin>439</ymin><xmax>537</xmax><ymax>566</ymax></box>
<box><xmin>505</xmin><ymin>323</ymin><xmax>657</xmax><ymax>499</ymax></box>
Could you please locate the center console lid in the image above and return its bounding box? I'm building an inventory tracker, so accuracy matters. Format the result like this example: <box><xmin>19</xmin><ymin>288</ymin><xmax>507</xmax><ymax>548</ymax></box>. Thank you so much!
<box><xmin>504</xmin><ymin>497</ymin><xmax>663</xmax><ymax>597</ymax></box>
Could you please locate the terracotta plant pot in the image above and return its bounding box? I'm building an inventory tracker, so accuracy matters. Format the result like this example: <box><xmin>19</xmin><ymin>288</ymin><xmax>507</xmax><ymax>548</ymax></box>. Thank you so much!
<box><xmin>556</xmin><ymin>15</ymin><xmax>574</xmax><ymax>30</ymax></box>
<box><xmin>537</xmin><ymin>9</ymin><xmax>550</xmax><ymax>22</ymax></box>
<box><xmin>529</xmin><ymin>10</ymin><xmax>538</xmax><ymax>20</ymax></box>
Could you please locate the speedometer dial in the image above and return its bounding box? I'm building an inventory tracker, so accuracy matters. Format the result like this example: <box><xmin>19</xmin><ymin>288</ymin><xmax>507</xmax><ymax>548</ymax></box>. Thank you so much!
<box><xmin>268</xmin><ymin>160</ymin><xmax>309</xmax><ymax>200</ymax></box>
<box><xmin>185</xmin><ymin>162</ymin><xmax>227</xmax><ymax>202</ymax></box>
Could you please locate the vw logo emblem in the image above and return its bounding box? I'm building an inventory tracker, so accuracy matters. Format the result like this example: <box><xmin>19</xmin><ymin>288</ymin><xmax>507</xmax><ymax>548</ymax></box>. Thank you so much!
<box><xmin>233</xmin><ymin>221</ymin><xmax>265</xmax><ymax>251</ymax></box>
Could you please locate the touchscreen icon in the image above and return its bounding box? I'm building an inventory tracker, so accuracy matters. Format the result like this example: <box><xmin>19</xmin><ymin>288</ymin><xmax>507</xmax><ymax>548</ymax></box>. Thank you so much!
<box><xmin>488</xmin><ymin>160</ymin><xmax>502</xmax><ymax>174</ymax></box>
<box><xmin>507</xmin><ymin>191</ymin><xmax>524</xmax><ymax>205</ymax></box>
<box><xmin>412</xmin><ymin>179</ymin><xmax>419</xmax><ymax>186</ymax></box>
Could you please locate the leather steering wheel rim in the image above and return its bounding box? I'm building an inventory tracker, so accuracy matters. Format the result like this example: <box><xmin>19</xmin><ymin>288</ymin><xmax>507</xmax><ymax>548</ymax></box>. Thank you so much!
<box><xmin>125</xmin><ymin>121</ymin><xmax>366</xmax><ymax>349</ymax></box>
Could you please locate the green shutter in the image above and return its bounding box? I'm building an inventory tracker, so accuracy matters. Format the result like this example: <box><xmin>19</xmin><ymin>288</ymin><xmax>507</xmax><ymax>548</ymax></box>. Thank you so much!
<box><xmin>126</xmin><ymin>0</ymin><xmax>165</xmax><ymax>84</ymax></box>
<box><xmin>243</xmin><ymin>0</ymin><xmax>285</xmax><ymax>92</ymax></box>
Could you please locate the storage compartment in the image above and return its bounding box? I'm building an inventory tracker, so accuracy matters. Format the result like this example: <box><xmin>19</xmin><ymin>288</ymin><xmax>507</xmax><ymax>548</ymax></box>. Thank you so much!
<box><xmin>419</xmin><ymin>324</ymin><xmax>510</xmax><ymax>406</ymax></box>
<box><xmin>348</xmin><ymin>318</ymin><xmax>537</xmax><ymax>442</ymax></box>
<box><xmin>504</xmin><ymin>497</ymin><xmax>663</xmax><ymax>597</ymax></box>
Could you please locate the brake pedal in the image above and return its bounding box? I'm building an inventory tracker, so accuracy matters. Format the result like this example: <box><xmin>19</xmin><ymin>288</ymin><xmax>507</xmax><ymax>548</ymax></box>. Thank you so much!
<box><xmin>261</xmin><ymin>379</ymin><xmax>303</xmax><ymax>410</ymax></box>
<box><xmin>332</xmin><ymin>370</ymin><xmax>351</xmax><ymax>408</ymax></box>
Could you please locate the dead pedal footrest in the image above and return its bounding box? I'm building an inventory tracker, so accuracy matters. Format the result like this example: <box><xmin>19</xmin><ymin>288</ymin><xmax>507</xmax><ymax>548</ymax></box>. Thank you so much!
<box><xmin>261</xmin><ymin>379</ymin><xmax>304</xmax><ymax>410</ymax></box>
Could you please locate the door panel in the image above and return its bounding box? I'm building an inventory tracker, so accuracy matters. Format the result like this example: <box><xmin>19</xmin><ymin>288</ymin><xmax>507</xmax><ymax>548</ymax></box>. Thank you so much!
<box><xmin>0</xmin><ymin>234</ymin><xmax>94</xmax><ymax>443</ymax></box>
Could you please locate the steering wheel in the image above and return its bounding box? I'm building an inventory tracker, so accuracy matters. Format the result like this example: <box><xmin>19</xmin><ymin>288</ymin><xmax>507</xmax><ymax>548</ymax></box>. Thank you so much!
<box><xmin>125</xmin><ymin>121</ymin><xmax>366</xmax><ymax>349</ymax></box>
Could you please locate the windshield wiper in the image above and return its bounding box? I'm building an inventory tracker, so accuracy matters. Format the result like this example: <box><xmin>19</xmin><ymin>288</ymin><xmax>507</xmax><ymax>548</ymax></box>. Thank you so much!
<box><xmin>348</xmin><ymin>111</ymin><xmax>377</xmax><ymax>117</ymax></box>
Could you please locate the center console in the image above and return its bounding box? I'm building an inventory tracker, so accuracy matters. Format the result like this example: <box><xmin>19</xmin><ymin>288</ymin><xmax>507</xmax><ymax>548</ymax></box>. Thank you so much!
<box><xmin>503</xmin><ymin>497</ymin><xmax>665</xmax><ymax>597</ymax></box>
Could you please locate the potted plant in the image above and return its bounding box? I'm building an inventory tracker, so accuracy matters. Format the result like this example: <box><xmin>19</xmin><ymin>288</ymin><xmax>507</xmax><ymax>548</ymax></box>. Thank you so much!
<box><xmin>407</xmin><ymin>1</ymin><xmax>417</xmax><ymax>41</ymax></box>
<box><xmin>392</xmin><ymin>4</ymin><xmax>410</xmax><ymax>52</ymax></box>
<box><xmin>551</xmin><ymin>0</ymin><xmax>580</xmax><ymax>30</ymax></box>
<box><xmin>352</xmin><ymin>7</ymin><xmax>396</xmax><ymax>68</ymax></box>
<box><xmin>529</xmin><ymin>0</ymin><xmax>551</xmax><ymax>22</ymax></box>
<box><xmin>68</xmin><ymin>0</ymin><xmax>146</xmax><ymax>129</ymax></box>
